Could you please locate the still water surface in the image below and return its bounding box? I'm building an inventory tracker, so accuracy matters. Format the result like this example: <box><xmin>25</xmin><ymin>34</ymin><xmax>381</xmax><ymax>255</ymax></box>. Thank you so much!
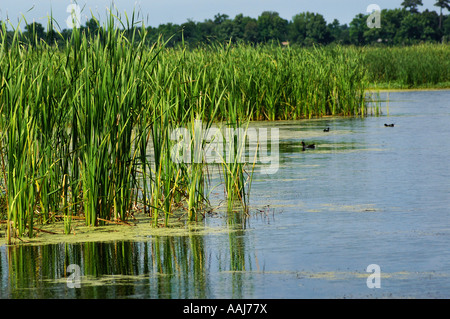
<box><xmin>1</xmin><ymin>90</ymin><xmax>449</xmax><ymax>298</ymax></box>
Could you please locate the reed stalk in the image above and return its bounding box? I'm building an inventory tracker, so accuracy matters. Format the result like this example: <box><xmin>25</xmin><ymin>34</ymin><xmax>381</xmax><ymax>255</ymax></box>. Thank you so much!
<box><xmin>0</xmin><ymin>12</ymin><xmax>383</xmax><ymax>240</ymax></box>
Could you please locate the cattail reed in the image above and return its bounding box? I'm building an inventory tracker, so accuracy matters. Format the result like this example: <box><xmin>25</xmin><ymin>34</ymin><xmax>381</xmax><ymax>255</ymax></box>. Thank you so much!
<box><xmin>0</xmin><ymin>12</ymin><xmax>378</xmax><ymax>241</ymax></box>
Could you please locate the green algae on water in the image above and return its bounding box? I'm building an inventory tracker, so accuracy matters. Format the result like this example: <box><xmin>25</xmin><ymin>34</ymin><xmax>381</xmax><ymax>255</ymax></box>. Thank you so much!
<box><xmin>0</xmin><ymin>213</ymin><xmax>232</xmax><ymax>246</ymax></box>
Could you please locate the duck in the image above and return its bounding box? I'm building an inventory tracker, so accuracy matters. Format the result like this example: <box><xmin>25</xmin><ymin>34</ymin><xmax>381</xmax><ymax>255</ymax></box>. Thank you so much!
<box><xmin>301</xmin><ymin>141</ymin><xmax>316</xmax><ymax>150</ymax></box>
<box><xmin>323</xmin><ymin>127</ymin><xmax>330</xmax><ymax>132</ymax></box>
<box><xmin>384</xmin><ymin>123</ymin><xmax>394</xmax><ymax>127</ymax></box>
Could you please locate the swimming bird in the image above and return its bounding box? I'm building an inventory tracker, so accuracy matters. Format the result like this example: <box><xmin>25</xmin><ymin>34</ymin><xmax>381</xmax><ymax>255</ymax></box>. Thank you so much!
<box><xmin>323</xmin><ymin>127</ymin><xmax>330</xmax><ymax>132</ymax></box>
<box><xmin>301</xmin><ymin>141</ymin><xmax>316</xmax><ymax>150</ymax></box>
<box><xmin>384</xmin><ymin>123</ymin><xmax>394</xmax><ymax>127</ymax></box>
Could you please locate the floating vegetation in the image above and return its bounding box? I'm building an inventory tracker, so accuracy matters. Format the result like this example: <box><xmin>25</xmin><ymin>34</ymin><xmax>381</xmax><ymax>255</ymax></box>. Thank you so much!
<box><xmin>320</xmin><ymin>203</ymin><xmax>379</xmax><ymax>213</ymax></box>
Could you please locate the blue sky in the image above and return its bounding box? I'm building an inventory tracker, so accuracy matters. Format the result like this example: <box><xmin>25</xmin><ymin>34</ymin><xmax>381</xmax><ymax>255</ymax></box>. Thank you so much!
<box><xmin>0</xmin><ymin>0</ymin><xmax>442</xmax><ymax>30</ymax></box>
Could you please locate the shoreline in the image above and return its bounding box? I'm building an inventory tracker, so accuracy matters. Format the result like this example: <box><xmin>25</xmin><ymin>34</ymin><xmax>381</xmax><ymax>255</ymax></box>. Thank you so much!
<box><xmin>367</xmin><ymin>87</ymin><xmax>450</xmax><ymax>92</ymax></box>
<box><xmin>366</xmin><ymin>84</ymin><xmax>450</xmax><ymax>92</ymax></box>
<box><xmin>0</xmin><ymin>213</ymin><xmax>234</xmax><ymax>247</ymax></box>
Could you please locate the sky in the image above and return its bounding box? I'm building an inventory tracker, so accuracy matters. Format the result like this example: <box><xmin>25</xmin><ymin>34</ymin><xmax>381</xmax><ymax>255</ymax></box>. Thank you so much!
<box><xmin>0</xmin><ymin>0</ymin><xmax>442</xmax><ymax>30</ymax></box>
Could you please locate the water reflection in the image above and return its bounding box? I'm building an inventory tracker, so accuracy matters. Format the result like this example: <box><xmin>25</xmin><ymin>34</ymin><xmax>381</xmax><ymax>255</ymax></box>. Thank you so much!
<box><xmin>0</xmin><ymin>215</ymin><xmax>252</xmax><ymax>299</ymax></box>
<box><xmin>227</xmin><ymin>213</ymin><xmax>249</xmax><ymax>299</ymax></box>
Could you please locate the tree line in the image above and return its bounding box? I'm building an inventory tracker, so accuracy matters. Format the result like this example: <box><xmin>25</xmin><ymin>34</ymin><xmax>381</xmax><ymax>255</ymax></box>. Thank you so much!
<box><xmin>1</xmin><ymin>0</ymin><xmax>450</xmax><ymax>47</ymax></box>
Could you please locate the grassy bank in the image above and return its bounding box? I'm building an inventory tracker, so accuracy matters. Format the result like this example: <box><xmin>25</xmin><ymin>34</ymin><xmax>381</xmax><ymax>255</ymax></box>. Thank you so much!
<box><xmin>363</xmin><ymin>44</ymin><xmax>450</xmax><ymax>90</ymax></box>
<box><xmin>1</xmin><ymin>15</ymin><xmax>448</xmax><ymax>241</ymax></box>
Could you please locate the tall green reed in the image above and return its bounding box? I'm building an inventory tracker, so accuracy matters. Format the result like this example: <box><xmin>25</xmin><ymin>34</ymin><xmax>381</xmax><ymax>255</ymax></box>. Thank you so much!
<box><xmin>0</xmin><ymin>13</ymin><xmax>378</xmax><ymax>240</ymax></box>
<box><xmin>363</xmin><ymin>44</ymin><xmax>450</xmax><ymax>88</ymax></box>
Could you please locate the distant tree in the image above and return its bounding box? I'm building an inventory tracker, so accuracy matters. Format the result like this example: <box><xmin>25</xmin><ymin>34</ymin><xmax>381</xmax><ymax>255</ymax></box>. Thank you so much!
<box><xmin>230</xmin><ymin>14</ymin><xmax>245</xmax><ymax>41</ymax></box>
<box><xmin>85</xmin><ymin>18</ymin><xmax>99</xmax><ymax>34</ymax></box>
<box><xmin>380</xmin><ymin>9</ymin><xmax>407</xmax><ymax>44</ymax></box>
<box><xmin>60</xmin><ymin>28</ymin><xmax>73</xmax><ymax>41</ymax></box>
<box><xmin>213</xmin><ymin>13</ymin><xmax>233</xmax><ymax>42</ymax></box>
<box><xmin>25</xmin><ymin>22</ymin><xmax>45</xmax><ymax>44</ymax></box>
<box><xmin>289</xmin><ymin>13</ymin><xmax>307</xmax><ymax>43</ymax></box>
<box><xmin>231</xmin><ymin>14</ymin><xmax>257</xmax><ymax>42</ymax></box>
<box><xmin>219</xmin><ymin>20</ymin><xmax>234</xmax><ymax>43</ymax></box>
<box><xmin>150</xmin><ymin>23</ymin><xmax>182</xmax><ymax>46</ymax></box>
<box><xmin>45</xmin><ymin>7</ymin><xmax>445</xmax><ymax>47</ymax></box>
<box><xmin>45</xmin><ymin>19</ymin><xmax>58</xmax><ymax>44</ymax></box>
<box><xmin>214</xmin><ymin>13</ymin><xmax>229</xmax><ymax>25</ymax></box>
<box><xmin>359</xmin><ymin>8</ymin><xmax>409</xmax><ymax>44</ymax></box>
<box><xmin>198</xmin><ymin>19</ymin><xmax>215</xmax><ymax>42</ymax></box>
<box><xmin>327</xmin><ymin>19</ymin><xmax>342</xmax><ymax>43</ymax></box>
<box><xmin>243</xmin><ymin>20</ymin><xmax>258</xmax><ymax>43</ymax></box>
<box><xmin>434</xmin><ymin>0</ymin><xmax>450</xmax><ymax>28</ymax></box>
<box><xmin>401</xmin><ymin>0</ymin><xmax>423</xmax><ymax>13</ymax></box>
<box><xmin>290</xmin><ymin>12</ymin><xmax>330</xmax><ymax>45</ymax></box>
<box><xmin>326</xmin><ymin>20</ymin><xmax>351</xmax><ymax>44</ymax></box>
<box><xmin>181</xmin><ymin>19</ymin><xmax>200</xmax><ymax>45</ymax></box>
<box><xmin>398</xmin><ymin>13</ymin><xmax>425</xmax><ymax>43</ymax></box>
<box><xmin>420</xmin><ymin>9</ymin><xmax>441</xmax><ymax>41</ymax></box>
<box><xmin>257</xmin><ymin>11</ymin><xmax>288</xmax><ymax>42</ymax></box>
<box><xmin>443</xmin><ymin>15</ymin><xmax>450</xmax><ymax>40</ymax></box>
<box><xmin>363</xmin><ymin>16</ymin><xmax>383</xmax><ymax>44</ymax></box>
<box><xmin>349</xmin><ymin>14</ymin><xmax>369</xmax><ymax>45</ymax></box>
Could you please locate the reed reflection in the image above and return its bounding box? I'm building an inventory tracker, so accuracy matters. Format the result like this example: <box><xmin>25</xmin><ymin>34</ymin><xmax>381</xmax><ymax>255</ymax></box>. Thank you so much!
<box><xmin>0</xmin><ymin>230</ymin><xmax>213</xmax><ymax>298</ymax></box>
<box><xmin>1</xmin><ymin>211</ymin><xmax>258</xmax><ymax>299</ymax></box>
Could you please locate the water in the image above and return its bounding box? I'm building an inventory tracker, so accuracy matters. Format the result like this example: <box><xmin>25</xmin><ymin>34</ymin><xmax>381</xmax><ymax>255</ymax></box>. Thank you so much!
<box><xmin>1</xmin><ymin>90</ymin><xmax>449</xmax><ymax>299</ymax></box>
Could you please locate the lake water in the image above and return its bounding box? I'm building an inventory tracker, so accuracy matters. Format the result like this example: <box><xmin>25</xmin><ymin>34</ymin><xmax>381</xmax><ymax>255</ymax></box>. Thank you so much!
<box><xmin>1</xmin><ymin>90</ymin><xmax>449</xmax><ymax>299</ymax></box>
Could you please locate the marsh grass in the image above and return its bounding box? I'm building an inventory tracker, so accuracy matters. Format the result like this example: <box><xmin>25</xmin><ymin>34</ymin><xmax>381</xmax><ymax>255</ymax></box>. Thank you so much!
<box><xmin>363</xmin><ymin>44</ymin><xmax>450</xmax><ymax>89</ymax></box>
<box><xmin>0</xmin><ymin>12</ymin><xmax>378</xmax><ymax>241</ymax></box>
<box><xmin>154</xmin><ymin>43</ymin><xmax>371</xmax><ymax>120</ymax></box>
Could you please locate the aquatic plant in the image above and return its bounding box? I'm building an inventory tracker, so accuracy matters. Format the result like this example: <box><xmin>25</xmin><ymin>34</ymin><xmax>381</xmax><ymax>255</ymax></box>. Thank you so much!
<box><xmin>363</xmin><ymin>43</ymin><xmax>450</xmax><ymax>89</ymax></box>
<box><xmin>0</xmin><ymin>11</ymin><xmax>378</xmax><ymax>241</ymax></box>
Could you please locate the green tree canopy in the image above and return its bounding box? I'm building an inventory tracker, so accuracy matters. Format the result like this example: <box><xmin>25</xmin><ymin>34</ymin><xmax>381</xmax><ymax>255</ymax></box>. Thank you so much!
<box><xmin>327</xmin><ymin>19</ymin><xmax>350</xmax><ymax>44</ymax></box>
<box><xmin>290</xmin><ymin>12</ymin><xmax>330</xmax><ymax>45</ymax></box>
<box><xmin>257</xmin><ymin>11</ymin><xmax>288</xmax><ymax>42</ymax></box>
<box><xmin>25</xmin><ymin>22</ymin><xmax>45</xmax><ymax>43</ymax></box>
<box><xmin>9</xmin><ymin>4</ymin><xmax>450</xmax><ymax>47</ymax></box>
<box><xmin>401</xmin><ymin>0</ymin><xmax>424</xmax><ymax>13</ymax></box>
<box><xmin>349</xmin><ymin>13</ymin><xmax>369</xmax><ymax>44</ymax></box>
<box><xmin>434</xmin><ymin>0</ymin><xmax>450</xmax><ymax>28</ymax></box>
<box><xmin>231</xmin><ymin>14</ymin><xmax>258</xmax><ymax>43</ymax></box>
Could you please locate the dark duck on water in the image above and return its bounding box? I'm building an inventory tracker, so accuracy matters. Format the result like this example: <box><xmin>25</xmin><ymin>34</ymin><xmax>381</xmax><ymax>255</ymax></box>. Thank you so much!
<box><xmin>301</xmin><ymin>141</ymin><xmax>316</xmax><ymax>150</ymax></box>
